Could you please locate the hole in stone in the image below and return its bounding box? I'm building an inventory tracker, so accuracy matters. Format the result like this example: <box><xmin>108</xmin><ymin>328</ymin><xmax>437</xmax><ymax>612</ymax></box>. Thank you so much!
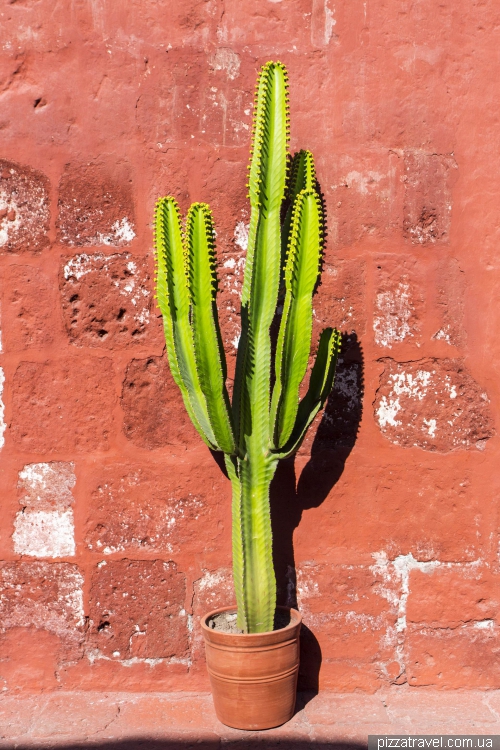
<box><xmin>33</xmin><ymin>97</ymin><xmax>46</xmax><ymax>109</ymax></box>
<box><xmin>97</xmin><ymin>329</ymin><xmax>108</xmax><ymax>338</ymax></box>
<box><xmin>117</xmin><ymin>308</ymin><xmax>126</xmax><ymax>321</ymax></box>
<box><xmin>97</xmin><ymin>621</ymin><xmax>111</xmax><ymax>632</ymax></box>
<box><xmin>69</xmin><ymin>294</ymin><xmax>79</xmax><ymax>303</ymax></box>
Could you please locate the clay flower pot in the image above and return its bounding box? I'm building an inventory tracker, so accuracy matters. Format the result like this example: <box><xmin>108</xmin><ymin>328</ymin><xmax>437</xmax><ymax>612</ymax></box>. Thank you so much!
<box><xmin>201</xmin><ymin>605</ymin><xmax>302</xmax><ymax>730</ymax></box>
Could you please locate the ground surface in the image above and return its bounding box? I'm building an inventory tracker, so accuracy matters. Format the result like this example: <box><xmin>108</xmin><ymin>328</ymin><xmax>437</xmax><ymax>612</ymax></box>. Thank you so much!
<box><xmin>1</xmin><ymin>690</ymin><xmax>500</xmax><ymax>748</ymax></box>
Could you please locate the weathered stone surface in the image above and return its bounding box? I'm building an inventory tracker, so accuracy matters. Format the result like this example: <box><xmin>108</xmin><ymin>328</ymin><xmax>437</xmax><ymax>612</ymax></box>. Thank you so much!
<box><xmin>373</xmin><ymin>255</ymin><xmax>424</xmax><ymax>348</ymax></box>
<box><xmin>313</xmin><ymin>256</ymin><xmax>367</xmax><ymax>339</ymax></box>
<box><xmin>374</xmin><ymin>358</ymin><xmax>494</xmax><ymax>452</ymax></box>
<box><xmin>2</xmin><ymin>264</ymin><xmax>61</xmax><ymax>350</ymax></box>
<box><xmin>295</xmin><ymin>558</ymin><xmax>402</xmax><ymax>690</ymax></box>
<box><xmin>0</xmin><ymin>628</ymin><xmax>62</xmax><ymax>692</ymax></box>
<box><xmin>88</xmin><ymin>559</ymin><xmax>188</xmax><ymax>660</ymax></box>
<box><xmin>0</xmin><ymin>160</ymin><xmax>50</xmax><ymax>254</ymax></box>
<box><xmin>137</xmin><ymin>49</ymin><xmax>252</xmax><ymax>150</ymax></box>
<box><xmin>121</xmin><ymin>355</ymin><xmax>198</xmax><ymax>449</ymax></box>
<box><xmin>60</xmin><ymin>252</ymin><xmax>160</xmax><ymax>348</ymax></box>
<box><xmin>326</xmin><ymin>150</ymin><xmax>402</xmax><ymax>247</ymax></box>
<box><xmin>406</xmin><ymin>565</ymin><xmax>499</xmax><ymax>628</ymax></box>
<box><xmin>433</xmin><ymin>257</ymin><xmax>466</xmax><ymax>346</ymax></box>
<box><xmin>13</xmin><ymin>462</ymin><xmax>76</xmax><ymax>558</ymax></box>
<box><xmin>406</xmin><ymin>624</ymin><xmax>500</xmax><ymax>688</ymax></box>
<box><xmin>84</xmin><ymin>462</ymin><xmax>225</xmax><ymax>557</ymax></box>
<box><xmin>11</xmin><ymin>358</ymin><xmax>116</xmax><ymax>452</ymax></box>
<box><xmin>0</xmin><ymin>562</ymin><xmax>84</xmax><ymax>655</ymax></box>
<box><xmin>0</xmin><ymin>0</ymin><xmax>499</xmax><ymax>697</ymax></box>
<box><xmin>403</xmin><ymin>152</ymin><xmax>458</xmax><ymax>244</ymax></box>
<box><xmin>56</xmin><ymin>163</ymin><xmax>135</xmax><ymax>247</ymax></box>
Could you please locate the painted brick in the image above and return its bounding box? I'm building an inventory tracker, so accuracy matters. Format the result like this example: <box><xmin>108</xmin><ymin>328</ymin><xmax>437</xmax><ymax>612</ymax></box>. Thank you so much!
<box><xmin>84</xmin><ymin>460</ymin><xmax>227</xmax><ymax>557</ymax></box>
<box><xmin>406</xmin><ymin>565</ymin><xmax>499</xmax><ymax>627</ymax></box>
<box><xmin>2</xmin><ymin>264</ymin><xmax>62</xmax><ymax>350</ymax></box>
<box><xmin>13</xmin><ymin>462</ymin><xmax>76</xmax><ymax>558</ymax></box>
<box><xmin>60</xmin><ymin>252</ymin><xmax>161</xmax><ymax>348</ymax></box>
<box><xmin>374</xmin><ymin>358</ymin><xmax>494</xmax><ymax>452</ymax></box>
<box><xmin>88</xmin><ymin>559</ymin><xmax>188</xmax><ymax>660</ymax></box>
<box><xmin>403</xmin><ymin>151</ymin><xmax>457</xmax><ymax>244</ymax></box>
<box><xmin>11</xmin><ymin>357</ymin><xmax>116</xmax><ymax>452</ymax></box>
<box><xmin>312</xmin><ymin>256</ymin><xmax>367</xmax><ymax>340</ymax></box>
<box><xmin>406</xmin><ymin>624</ymin><xmax>500</xmax><ymax>688</ymax></box>
<box><xmin>433</xmin><ymin>257</ymin><xmax>466</xmax><ymax>347</ymax></box>
<box><xmin>121</xmin><ymin>355</ymin><xmax>199</xmax><ymax>449</ymax></box>
<box><xmin>0</xmin><ymin>160</ymin><xmax>50</xmax><ymax>254</ymax></box>
<box><xmin>57</xmin><ymin>163</ymin><xmax>135</xmax><ymax>247</ymax></box>
<box><xmin>326</xmin><ymin>150</ymin><xmax>402</xmax><ymax>247</ymax></box>
<box><xmin>0</xmin><ymin>562</ymin><xmax>84</xmax><ymax>656</ymax></box>
<box><xmin>373</xmin><ymin>255</ymin><xmax>425</xmax><ymax>348</ymax></box>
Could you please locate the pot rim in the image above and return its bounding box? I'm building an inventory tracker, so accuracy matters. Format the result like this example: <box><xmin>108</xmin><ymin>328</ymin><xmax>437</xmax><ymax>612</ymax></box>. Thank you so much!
<box><xmin>200</xmin><ymin>604</ymin><xmax>301</xmax><ymax>638</ymax></box>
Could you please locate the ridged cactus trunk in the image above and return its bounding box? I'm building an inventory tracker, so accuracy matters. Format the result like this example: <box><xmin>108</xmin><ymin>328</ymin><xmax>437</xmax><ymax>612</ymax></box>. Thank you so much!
<box><xmin>154</xmin><ymin>62</ymin><xmax>341</xmax><ymax>634</ymax></box>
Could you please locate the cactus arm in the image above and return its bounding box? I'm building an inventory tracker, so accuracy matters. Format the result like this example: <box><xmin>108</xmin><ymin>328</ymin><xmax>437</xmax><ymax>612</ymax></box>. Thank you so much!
<box><xmin>281</xmin><ymin>150</ymin><xmax>316</xmax><ymax>265</ymax></box>
<box><xmin>273</xmin><ymin>327</ymin><xmax>342</xmax><ymax>460</ymax></box>
<box><xmin>154</xmin><ymin>197</ymin><xmax>217</xmax><ymax>449</ymax></box>
<box><xmin>185</xmin><ymin>203</ymin><xmax>237</xmax><ymax>455</ymax></box>
<box><xmin>270</xmin><ymin>189</ymin><xmax>323</xmax><ymax>449</ymax></box>
<box><xmin>233</xmin><ymin>62</ymin><xmax>289</xmax><ymax>449</ymax></box>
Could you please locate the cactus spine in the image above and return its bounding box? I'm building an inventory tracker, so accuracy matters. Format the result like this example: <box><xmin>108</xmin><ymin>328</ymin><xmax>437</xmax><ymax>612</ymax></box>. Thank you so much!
<box><xmin>154</xmin><ymin>62</ymin><xmax>341</xmax><ymax>634</ymax></box>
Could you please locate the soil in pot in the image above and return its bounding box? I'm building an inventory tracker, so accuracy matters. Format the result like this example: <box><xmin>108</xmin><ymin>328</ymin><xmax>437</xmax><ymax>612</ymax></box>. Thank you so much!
<box><xmin>206</xmin><ymin>609</ymin><xmax>291</xmax><ymax>635</ymax></box>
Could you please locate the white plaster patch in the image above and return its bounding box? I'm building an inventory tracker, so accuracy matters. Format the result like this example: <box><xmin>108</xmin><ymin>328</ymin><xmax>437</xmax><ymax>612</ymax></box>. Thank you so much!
<box><xmin>373</xmin><ymin>281</ymin><xmax>414</xmax><ymax>347</ymax></box>
<box><xmin>18</xmin><ymin>461</ymin><xmax>76</xmax><ymax>509</ymax></box>
<box><xmin>210</xmin><ymin>48</ymin><xmax>241</xmax><ymax>80</ymax></box>
<box><xmin>234</xmin><ymin>221</ymin><xmax>249</xmax><ymax>252</ymax></box>
<box><xmin>14</xmin><ymin>462</ymin><xmax>77</xmax><ymax>558</ymax></box>
<box><xmin>433</xmin><ymin>325</ymin><xmax>452</xmax><ymax>344</ymax></box>
<box><xmin>0</xmin><ymin>367</ymin><xmax>5</xmax><ymax>450</ymax></box>
<box><xmin>311</xmin><ymin>0</ymin><xmax>337</xmax><ymax>46</ymax></box>
<box><xmin>13</xmin><ymin>509</ymin><xmax>75</xmax><ymax>558</ymax></box>
<box><xmin>376</xmin><ymin>395</ymin><xmax>401</xmax><ymax>428</ymax></box>
<box><xmin>370</xmin><ymin>552</ymin><xmax>487</xmax><ymax>678</ymax></box>
<box><xmin>197</xmin><ymin>569</ymin><xmax>231</xmax><ymax>592</ymax></box>
<box><xmin>108</xmin><ymin>217</ymin><xmax>136</xmax><ymax>244</ymax></box>
<box><xmin>344</xmin><ymin>170</ymin><xmax>384</xmax><ymax>195</ymax></box>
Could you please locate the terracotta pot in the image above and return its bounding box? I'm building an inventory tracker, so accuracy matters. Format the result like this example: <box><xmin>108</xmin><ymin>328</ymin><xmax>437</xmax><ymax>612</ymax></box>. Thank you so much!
<box><xmin>201</xmin><ymin>605</ymin><xmax>302</xmax><ymax>730</ymax></box>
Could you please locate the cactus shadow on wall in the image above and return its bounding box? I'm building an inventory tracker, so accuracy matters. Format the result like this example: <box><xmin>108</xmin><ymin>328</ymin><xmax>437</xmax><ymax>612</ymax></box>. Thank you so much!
<box><xmin>270</xmin><ymin>331</ymin><xmax>364</xmax><ymax>694</ymax></box>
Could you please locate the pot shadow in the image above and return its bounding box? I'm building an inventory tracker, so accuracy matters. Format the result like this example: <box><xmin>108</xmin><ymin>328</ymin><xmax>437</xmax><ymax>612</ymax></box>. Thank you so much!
<box><xmin>270</xmin><ymin>332</ymin><xmax>364</xmax><ymax>697</ymax></box>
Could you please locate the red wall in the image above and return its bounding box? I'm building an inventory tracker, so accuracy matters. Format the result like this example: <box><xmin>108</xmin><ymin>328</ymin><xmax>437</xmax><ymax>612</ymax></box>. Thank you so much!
<box><xmin>0</xmin><ymin>0</ymin><xmax>499</xmax><ymax>693</ymax></box>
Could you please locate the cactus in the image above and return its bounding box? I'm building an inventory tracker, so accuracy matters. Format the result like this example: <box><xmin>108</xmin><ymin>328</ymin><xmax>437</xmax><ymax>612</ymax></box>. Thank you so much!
<box><xmin>154</xmin><ymin>62</ymin><xmax>341</xmax><ymax>634</ymax></box>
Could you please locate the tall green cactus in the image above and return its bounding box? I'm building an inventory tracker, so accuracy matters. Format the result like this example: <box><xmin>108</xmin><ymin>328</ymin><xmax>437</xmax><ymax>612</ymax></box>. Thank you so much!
<box><xmin>154</xmin><ymin>62</ymin><xmax>341</xmax><ymax>634</ymax></box>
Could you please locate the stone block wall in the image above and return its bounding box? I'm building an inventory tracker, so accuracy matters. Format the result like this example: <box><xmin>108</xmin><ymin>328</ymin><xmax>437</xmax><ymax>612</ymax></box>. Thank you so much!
<box><xmin>0</xmin><ymin>0</ymin><xmax>499</xmax><ymax>693</ymax></box>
